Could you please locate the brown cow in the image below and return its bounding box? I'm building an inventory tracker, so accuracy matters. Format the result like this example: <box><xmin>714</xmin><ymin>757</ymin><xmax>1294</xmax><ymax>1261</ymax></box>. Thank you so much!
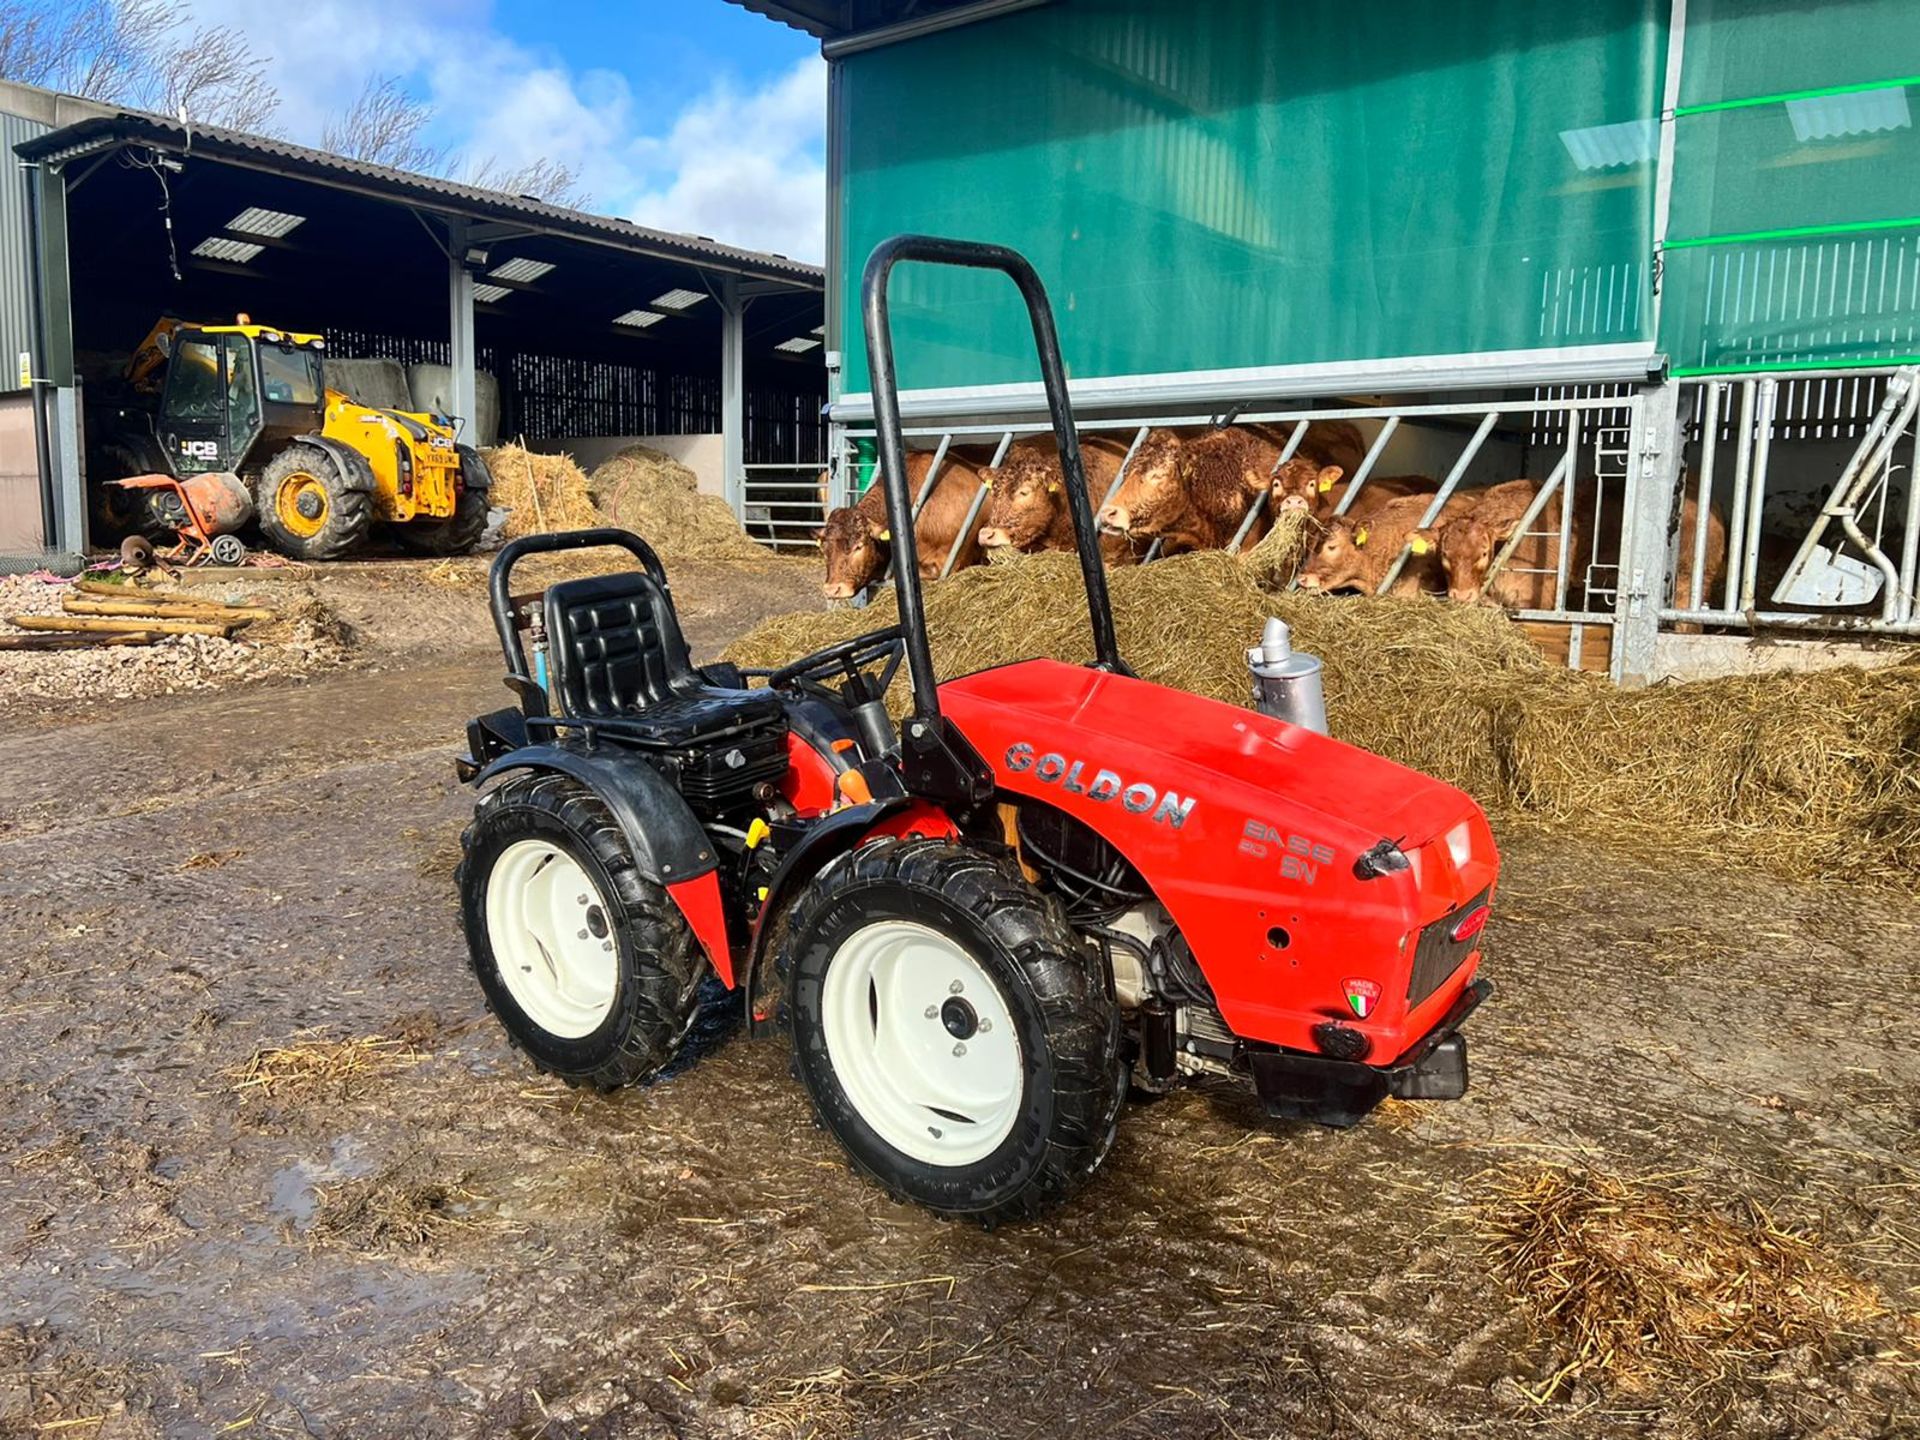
<box><xmin>977</xmin><ymin>435</ymin><xmax>1137</xmax><ymax>564</ymax></box>
<box><xmin>818</xmin><ymin>450</ymin><xmax>988</xmax><ymax>599</ymax></box>
<box><xmin>1406</xmin><ymin>480</ymin><xmax>1571</xmax><ymax>609</ymax></box>
<box><xmin>1271</xmin><ymin>460</ymin><xmax>1435</xmax><ymax>520</ymax></box>
<box><xmin>1296</xmin><ymin>489</ymin><xmax>1480</xmax><ymax>597</ymax></box>
<box><xmin>1095</xmin><ymin>426</ymin><xmax>1279</xmax><ymax>554</ymax></box>
<box><xmin>1245</xmin><ymin>419</ymin><xmax>1369</xmax><ymax>477</ymax></box>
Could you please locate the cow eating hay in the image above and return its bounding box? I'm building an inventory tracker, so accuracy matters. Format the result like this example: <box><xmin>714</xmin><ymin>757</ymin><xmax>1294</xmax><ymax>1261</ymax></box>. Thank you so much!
<box><xmin>724</xmin><ymin>550</ymin><xmax>1920</xmax><ymax>889</ymax></box>
<box><xmin>1484</xmin><ymin>1166</ymin><xmax>1887</xmax><ymax>1392</ymax></box>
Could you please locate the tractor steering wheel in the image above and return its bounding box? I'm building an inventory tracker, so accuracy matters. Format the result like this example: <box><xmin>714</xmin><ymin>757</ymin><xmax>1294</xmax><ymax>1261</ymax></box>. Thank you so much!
<box><xmin>768</xmin><ymin>623</ymin><xmax>908</xmax><ymax>706</ymax></box>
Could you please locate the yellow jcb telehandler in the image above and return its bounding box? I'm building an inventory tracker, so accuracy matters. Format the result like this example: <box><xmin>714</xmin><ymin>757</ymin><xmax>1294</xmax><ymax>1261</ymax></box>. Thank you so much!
<box><xmin>93</xmin><ymin>317</ymin><xmax>491</xmax><ymax>560</ymax></box>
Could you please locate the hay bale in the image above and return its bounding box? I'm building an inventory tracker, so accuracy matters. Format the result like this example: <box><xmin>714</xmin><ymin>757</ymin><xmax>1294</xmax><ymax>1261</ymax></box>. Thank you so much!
<box><xmin>722</xmin><ymin>550</ymin><xmax>1920</xmax><ymax>888</ymax></box>
<box><xmin>1486</xmin><ymin>1166</ymin><xmax>1886</xmax><ymax>1391</ymax></box>
<box><xmin>481</xmin><ymin>443</ymin><xmax>601</xmax><ymax>539</ymax></box>
<box><xmin>587</xmin><ymin>445</ymin><xmax>770</xmax><ymax>562</ymax></box>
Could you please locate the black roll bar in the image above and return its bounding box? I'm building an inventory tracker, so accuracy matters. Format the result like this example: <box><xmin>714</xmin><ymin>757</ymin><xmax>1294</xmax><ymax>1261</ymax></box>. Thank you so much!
<box><xmin>488</xmin><ymin>527</ymin><xmax>669</xmax><ymax>679</ymax></box>
<box><xmin>860</xmin><ymin>235</ymin><xmax>1125</xmax><ymax>722</ymax></box>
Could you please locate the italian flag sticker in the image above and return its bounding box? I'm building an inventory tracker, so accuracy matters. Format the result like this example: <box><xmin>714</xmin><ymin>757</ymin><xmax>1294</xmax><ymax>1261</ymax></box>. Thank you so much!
<box><xmin>1343</xmin><ymin>979</ymin><xmax>1381</xmax><ymax>1020</ymax></box>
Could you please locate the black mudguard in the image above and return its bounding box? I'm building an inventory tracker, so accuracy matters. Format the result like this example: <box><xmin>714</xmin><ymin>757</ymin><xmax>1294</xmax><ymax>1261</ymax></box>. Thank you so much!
<box><xmin>297</xmin><ymin>433</ymin><xmax>377</xmax><ymax>493</ymax></box>
<box><xmin>472</xmin><ymin>744</ymin><xmax>717</xmax><ymax>886</ymax></box>
<box><xmin>456</xmin><ymin>444</ymin><xmax>493</xmax><ymax>493</ymax></box>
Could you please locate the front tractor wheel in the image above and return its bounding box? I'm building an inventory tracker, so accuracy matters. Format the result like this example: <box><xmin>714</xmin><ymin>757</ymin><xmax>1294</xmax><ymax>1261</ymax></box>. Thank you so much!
<box><xmin>257</xmin><ymin>444</ymin><xmax>370</xmax><ymax>560</ymax></box>
<box><xmin>779</xmin><ymin>838</ymin><xmax>1124</xmax><ymax>1223</ymax></box>
<box><xmin>458</xmin><ymin>773</ymin><xmax>706</xmax><ymax>1089</ymax></box>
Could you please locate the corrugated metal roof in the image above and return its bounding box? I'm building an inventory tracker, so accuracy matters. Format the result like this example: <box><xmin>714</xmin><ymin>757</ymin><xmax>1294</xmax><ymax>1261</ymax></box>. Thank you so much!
<box><xmin>721</xmin><ymin>0</ymin><xmax>844</xmax><ymax>37</ymax></box>
<box><xmin>15</xmin><ymin>109</ymin><xmax>824</xmax><ymax>287</ymax></box>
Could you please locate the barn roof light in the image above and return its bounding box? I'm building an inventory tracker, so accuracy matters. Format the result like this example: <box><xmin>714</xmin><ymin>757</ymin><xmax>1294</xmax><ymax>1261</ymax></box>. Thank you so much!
<box><xmin>472</xmin><ymin>283</ymin><xmax>512</xmax><ymax>303</ymax></box>
<box><xmin>811</xmin><ymin>324</ymin><xmax>826</xmax><ymax>335</ymax></box>
<box><xmin>613</xmin><ymin>309</ymin><xmax>665</xmax><ymax>328</ymax></box>
<box><xmin>226</xmin><ymin>207</ymin><xmax>305</xmax><ymax>238</ymax></box>
<box><xmin>1786</xmin><ymin>86</ymin><xmax>1912</xmax><ymax>142</ymax></box>
<box><xmin>651</xmin><ymin>287</ymin><xmax>706</xmax><ymax>311</ymax></box>
<box><xmin>1558</xmin><ymin>118</ymin><xmax>1657</xmax><ymax>171</ymax></box>
<box><xmin>775</xmin><ymin>336</ymin><xmax>821</xmax><ymax>353</ymax></box>
<box><xmin>489</xmin><ymin>257</ymin><xmax>555</xmax><ymax>283</ymax></box>
<box><xmin>192</xmin><ymin>236</ymin><xmax>264</xmax><ymax>263</ymax></box>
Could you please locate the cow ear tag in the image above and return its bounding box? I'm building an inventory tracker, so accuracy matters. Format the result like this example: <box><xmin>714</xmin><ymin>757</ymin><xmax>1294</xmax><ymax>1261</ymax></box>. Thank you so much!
<box><xmin>1409</xmin><ymin>535</ymin><xmax>1431</xmax><ymax>555</ymax></box>
<box><xmin>1318</xmin><ymin>473</ymin><xmax>1336</xmax><ymax>493</ymax></box>
<box><xmin>1047</xmin><ymin>481</ymin><xmax>1060</xmax><ymax>493</ymax></box>
<box><xmin>1353</xmin><ymin>525</ymin><xmax>1369</xmax><ymax>547</ymax></box>
<box><xmin>877</xmin><ymin>527</ymin><xmax>891</xmax><ymax>540</ymax></box>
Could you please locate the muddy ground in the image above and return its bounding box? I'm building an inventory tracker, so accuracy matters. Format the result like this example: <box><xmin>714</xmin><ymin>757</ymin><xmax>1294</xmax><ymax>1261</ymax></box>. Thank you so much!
<box><xmin>2</xmin><ymin>556</ymin><xmax>1916</xmax><ymax>1439</ymax></box>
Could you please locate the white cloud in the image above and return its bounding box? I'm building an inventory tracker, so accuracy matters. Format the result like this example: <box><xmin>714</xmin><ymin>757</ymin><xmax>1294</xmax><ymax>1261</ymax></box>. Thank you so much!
<box><xmin>172</xmin><ymin>0</ymin><xmax>827</xmax><ymax>261</ymax></box>
<box><xmin>623</xmin><ymin>58</ymin><xmax>827</xmax><ymax>262</ymax></box>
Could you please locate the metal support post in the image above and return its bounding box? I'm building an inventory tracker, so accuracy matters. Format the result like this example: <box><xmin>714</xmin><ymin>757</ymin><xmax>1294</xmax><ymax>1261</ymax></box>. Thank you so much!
<box><xmin>1614</xmin><ymin>382</ymin><xmax>1683</xmax><ymax>686</ymax></box>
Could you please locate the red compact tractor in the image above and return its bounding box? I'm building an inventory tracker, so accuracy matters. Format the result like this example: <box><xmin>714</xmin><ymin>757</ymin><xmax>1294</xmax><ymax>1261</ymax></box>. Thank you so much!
<box><xmin>454</xmin><ymin>237</ymin><xmax>1497</xmax><ymax>1223</ymax></box>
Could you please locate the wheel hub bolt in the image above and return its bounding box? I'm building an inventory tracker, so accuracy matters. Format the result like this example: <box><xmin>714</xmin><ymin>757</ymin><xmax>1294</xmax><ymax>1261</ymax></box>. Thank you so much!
<box><xmin>296</xmin><ymin>490</ymin><xmax>323</xmax><ymax>519</ymax></box>
<box><xmin>924</xmin><ymin>1005</ymin><xmax>938</xmax><ymax>1019</ymax></box>
<box><xmin>952</xmin><ymin>1043</ymin><xmax>967</xmax><ymax>1057</ymax></box>
<box><xmin>978</xmin><ymin>1019</ymin><xmax>992</xmax><ymax>1034</ymax></box>
<box><xmin>948</xmin><ymin>979</ymin><xmax>963</xmax><ymax>995</ymax></box>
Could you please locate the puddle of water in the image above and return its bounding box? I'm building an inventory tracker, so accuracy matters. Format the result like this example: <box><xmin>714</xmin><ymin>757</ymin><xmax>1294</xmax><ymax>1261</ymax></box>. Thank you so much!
<box><xmin>266</xmin><ymin>1135</ymin><xmax>374</xmax><ymax>1227</ymax></box>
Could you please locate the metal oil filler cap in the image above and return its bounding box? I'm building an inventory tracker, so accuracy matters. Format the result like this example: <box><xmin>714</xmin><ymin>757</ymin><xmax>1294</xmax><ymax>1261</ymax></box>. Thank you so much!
<box><xmin>1247</xmin><ymin>617</ymin><xmax>1327</xmax><ymax>735</ymax></box>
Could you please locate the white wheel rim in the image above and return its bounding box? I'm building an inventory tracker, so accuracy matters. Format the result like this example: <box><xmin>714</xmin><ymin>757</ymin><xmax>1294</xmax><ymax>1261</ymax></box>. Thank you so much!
<box><xmin>821</xmin><ymin>919</ymin><xmax>1025</xmax><ymax>1167</ymax></box>
<box><xmin>484</xmin><ymin>839</ymin><xmax>618</xmax><ymax>1039</ymax></box>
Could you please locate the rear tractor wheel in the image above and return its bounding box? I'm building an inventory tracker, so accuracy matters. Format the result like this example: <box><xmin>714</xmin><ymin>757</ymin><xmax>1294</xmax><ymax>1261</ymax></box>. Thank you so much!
<box><xmin>458</xmin><ymin>772</ymin><xmax>707</xmax><ymax>1088</ymax></box>
<box><xmin>779</xmin><ymin>838</ymin><xmax>1125</xmax><ymax>1223</ymax></box>
<box><xmin>257</xmin><ymin>443</ymin><xmax>370</xmax><ymax>561</ymax></box>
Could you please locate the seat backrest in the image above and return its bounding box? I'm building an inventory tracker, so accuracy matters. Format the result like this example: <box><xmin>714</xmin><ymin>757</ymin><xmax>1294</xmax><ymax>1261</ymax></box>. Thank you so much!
<box><xmin>544</xmin><ymin>570</ymin><xmax>695</xmax><ymax>719</ymax></box>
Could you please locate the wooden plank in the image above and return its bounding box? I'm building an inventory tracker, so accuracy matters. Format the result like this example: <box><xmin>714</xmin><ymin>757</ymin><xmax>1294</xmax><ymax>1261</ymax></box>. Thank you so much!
<box><xmin>8</xmin><ymin>614</ymin><xmax>233</xmax><ymax>638</ymax></box>
<box><xmin>0</xmin><ymin>630</ymin><xmax>161</xmax><ymax>650</ymax></box>
<box><xmin>1515</xmin><ymin>620</ymin><xmax>1612</xmax><ymax>675</ymax></box>
<box><xmin>63</xmin><ymin>598</ymin><xmax>270</xmax><ymax>622</ymax></box>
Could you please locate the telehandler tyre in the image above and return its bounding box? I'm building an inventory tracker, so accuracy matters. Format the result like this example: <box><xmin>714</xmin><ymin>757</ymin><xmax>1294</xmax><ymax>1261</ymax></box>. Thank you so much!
<box><xmin>257</xmin><ymin>443</ymin><xmax>370</xmax><ymax>560</ymax></box>
<box><xmin>395</xmin><ymin>446</ymin><xmax>491</xmax><ymax>555</ymax></box>
<box><xmin>459</xmin><ymin>772</ymin><xmax>706</xmax><ymax>1089</ymax></box>
<box><xmin>393</xmin><ymin>487</ymin><xmax>488</xmax><ymax>556</ymax></box>
<box><xmin>779</xmin><ymin>837</ymin><xmax>1125</xmax><ymax>1223</ymax></box>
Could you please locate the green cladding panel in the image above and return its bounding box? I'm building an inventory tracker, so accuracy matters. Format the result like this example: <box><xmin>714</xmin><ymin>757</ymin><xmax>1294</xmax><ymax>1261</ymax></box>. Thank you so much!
<box><xmin>1663</xmin><ymin>0</ymin><xmax>1920</xmax><ymax>373</ymax></box>
<box><xmin>835</xmin><ymin>0</ymin><xmax>1666</xmax><ymax>399</ymax></box>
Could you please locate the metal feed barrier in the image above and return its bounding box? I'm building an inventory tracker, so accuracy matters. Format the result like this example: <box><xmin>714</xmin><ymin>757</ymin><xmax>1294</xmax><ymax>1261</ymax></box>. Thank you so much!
<box><xmin>1666</xmin><ymin>367</ymin><xmax>1920</xmax><ymax>634</ymax></box>
<box><xmin>839</xmin><ymin>390</ymin><xmax>1645</xmax><ymax>675</ymax></box>
<box><xmin>829</xmin><ymin>371</ymin><xmax>1920</xmax><ymax>680</ymax></box>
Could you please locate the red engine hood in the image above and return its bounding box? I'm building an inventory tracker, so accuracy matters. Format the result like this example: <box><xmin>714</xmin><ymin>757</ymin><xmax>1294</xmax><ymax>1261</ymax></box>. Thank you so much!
<box><xmin>939</xmin><ymin>658</ymin><xmax>1499</xmax><ymax>1058</ymax></box>
<box><xmin>942</xmin><ymin>659</ymin><xmax>1474</xmax><ymax>850</ymax></box>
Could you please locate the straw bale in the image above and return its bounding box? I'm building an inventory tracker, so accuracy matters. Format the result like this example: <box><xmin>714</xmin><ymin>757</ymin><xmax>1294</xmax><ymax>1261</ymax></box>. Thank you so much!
<box><xmin>588</xmin><ymin>445</ymin><xmax>772</xmax><ymax>562</ymax></box>
<box><xmin>481</xmin><ymin>443</ymin><xmax>601</xmax><ymax>539</ymax></box>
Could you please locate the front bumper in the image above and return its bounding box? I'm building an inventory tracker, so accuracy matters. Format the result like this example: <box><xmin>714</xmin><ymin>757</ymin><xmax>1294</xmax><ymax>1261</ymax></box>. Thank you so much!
<box><xmin>1247</xmin><ymin>979</ymin><xmax>1491</xmax><ymax>1128</ymax></box>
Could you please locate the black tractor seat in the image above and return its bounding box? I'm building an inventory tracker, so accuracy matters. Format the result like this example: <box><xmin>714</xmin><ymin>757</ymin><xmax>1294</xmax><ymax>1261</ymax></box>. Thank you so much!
<box><xmin>542</xmin><ymin>570</ymin><xmax>784</xmax><ymax>747</ymax></box>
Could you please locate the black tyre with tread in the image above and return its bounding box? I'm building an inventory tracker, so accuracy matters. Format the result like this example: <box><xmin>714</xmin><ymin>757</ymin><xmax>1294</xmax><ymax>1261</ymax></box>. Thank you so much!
<box><xmin>257</xmin><ymin>443</ymin><xmax>371</xmax><ymax>560</ymax></box>
<box><xmin>778</xmin><ymin>837</ymin><xmax>1126</xmax><ymax>1223</ymax></box>
<box><xmin>394</xmin><ymin>446</ymin><xmax>490</xmax><ymax>555</ymax></box>
<box><xmin>458</xmin><ymin>771</ymin><xmax>706</xmax><ymax>1089</ymax></box>
<box><xmin>393</xmin><ymin>486</ymin><xmax>488</xmax><ymax>555</ymax></box>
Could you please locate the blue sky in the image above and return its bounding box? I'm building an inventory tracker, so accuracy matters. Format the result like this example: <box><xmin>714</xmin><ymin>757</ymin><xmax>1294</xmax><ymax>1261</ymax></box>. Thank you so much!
<box><xmin>181</xmin><ymin>0</ymin><xmax>828</xmax><ymax>259</ymax></box>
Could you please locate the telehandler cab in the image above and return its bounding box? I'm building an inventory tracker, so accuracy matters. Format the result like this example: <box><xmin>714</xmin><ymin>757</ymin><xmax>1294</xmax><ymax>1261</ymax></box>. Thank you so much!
<box><xmin>92</xmin><ymin>317</ymin><xmax>491</xmax><ymax>560</ymax></box>
<box><xmin>454</xmin><ymin>236</ymin><xmax>1497</xmax><ymax>1222</ymax></box>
